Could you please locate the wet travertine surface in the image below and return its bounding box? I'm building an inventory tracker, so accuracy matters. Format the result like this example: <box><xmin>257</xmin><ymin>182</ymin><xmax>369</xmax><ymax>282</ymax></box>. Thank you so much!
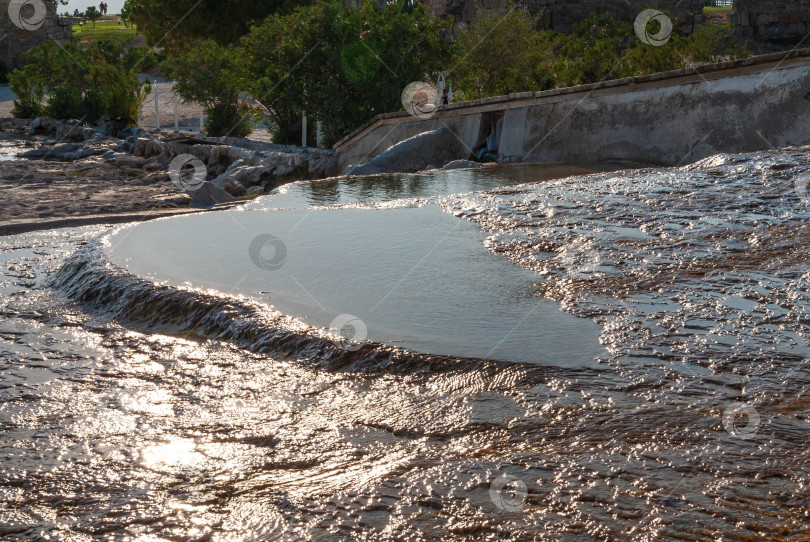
<box><xmin>1</xmin><ymin>156</ymin><xmax>809</xmax><ymax>540</ymax></box>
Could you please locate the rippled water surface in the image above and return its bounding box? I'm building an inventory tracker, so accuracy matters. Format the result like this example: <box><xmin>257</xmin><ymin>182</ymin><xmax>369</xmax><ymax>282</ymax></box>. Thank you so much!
<box><xmin>2</xmin><ymin>156</ymin><xmax>810</xmax><ymax>540</ymax></box>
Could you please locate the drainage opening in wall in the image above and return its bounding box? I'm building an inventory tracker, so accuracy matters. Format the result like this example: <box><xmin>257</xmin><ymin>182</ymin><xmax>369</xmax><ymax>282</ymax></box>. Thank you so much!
<box><xmin>473</xmin><ymin>111</ymin><xmax>504</xmax><ymax>163</ymax></box>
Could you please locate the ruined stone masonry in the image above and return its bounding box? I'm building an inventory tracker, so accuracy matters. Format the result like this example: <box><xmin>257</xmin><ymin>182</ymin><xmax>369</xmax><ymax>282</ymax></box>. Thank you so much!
<box><xmin>732</xmin><ymin>0</ymin><xmax>810</xmax><ymax>40</ymax></box>
<box><xmin>0</xmin><ymin>0</ymin><xmax>73</xmax><ymax>70</ymax></box>
<box><xmin>422</xmin><ymin>0</ymin><xmax>706</xmax><ymax>33</ymax></box>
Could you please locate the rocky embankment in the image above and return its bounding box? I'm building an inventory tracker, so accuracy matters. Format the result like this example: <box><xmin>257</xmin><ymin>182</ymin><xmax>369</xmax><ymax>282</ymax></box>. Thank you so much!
<box><xmin>0</xmin><ymin>117</ymin><xmax>336</xmax><ymax>234</ymax></box>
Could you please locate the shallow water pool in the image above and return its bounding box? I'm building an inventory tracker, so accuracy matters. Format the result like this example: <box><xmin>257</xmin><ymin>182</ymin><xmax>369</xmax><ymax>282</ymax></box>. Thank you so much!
<box><xmin>105</xmin><ymin>204</ymin><xmax>605</xmax><ymax>366</ymax></box>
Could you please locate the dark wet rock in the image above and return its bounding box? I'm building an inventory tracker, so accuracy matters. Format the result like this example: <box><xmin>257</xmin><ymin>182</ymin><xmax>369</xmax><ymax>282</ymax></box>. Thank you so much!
<box><xmin>111</xmin><ymin>154</ymin><xmax>147</xmax><ymax>168</ymax></box>
<box><xmin>26</xmin><ymin>117</ymin><xmax>61</xmax><ymax>136</ymax></box>
<box><xmin>246</xmin><ymin>186</ymin><xmax>265</xmax><ymax>197</ymax></box>
<box><xmin>118</xmin><ymin>126</ymin><xmax>146</xmax><ymax>141</ymax></box>
<box><xmin>18</xmin><ymin>147</ymin><xmax>50</xmax><ymax>159</ymax></box>
<box><xmin>211</xmin><ymin>161</ymin><xmax>262</xmax><ymax>190</ymax></box>
<box><xmin>189</xmin><ymin>182</ymin><xmax>235</xmax><ymax>208</ymax></box>
<box><xmin>345</xmin><ymin>127</ymin><xmax>469</xmax><ymax>176</ymax></box>
<box><xmin>223</xmin><ymin>177</ymin><xmax>248</xmax><ymax>197</ymax></box>
<box><xmin>149</xmin><ymin>193</ymin><xmax>192</xmax><ymax>208</ymax></box>
<box><xmin>18</xmin><ymin>142</ymin><xmax>101</xmax><ymax>161</ymax></box>
<box><xmin>143</xmin><ymin>157</ymin><xmax>166</xmax><ymax>172</ymax></box>
<box><xmin>0</xmin><ymin>118</ymin><xmax>30</xmax><ymax>132</ymax></box>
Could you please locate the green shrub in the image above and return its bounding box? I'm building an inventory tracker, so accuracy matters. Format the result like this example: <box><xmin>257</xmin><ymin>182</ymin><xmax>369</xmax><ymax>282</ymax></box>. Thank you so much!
<box><xmin>685</xmin><ymin>21</ymin><xmax>748</xmax><ymax>63</ymax></box>
<box><xmin>8</xmin><ymin>40</ymin><xmax>150</xmax><ymax>122</ymax></box>
<box><xmin>9</xmin><ymin>69</ymin><xmax>46</xmax><ymax>118</ymax></box>
<box><xmin>240</xmin><ymin>0</ymin><xmax>449</xmax><ymax>146</ymax></box>
<box><xmin>451</xmin><ymin>9</ymin><xmax>556</xmax><ymax>101</ymax></box>
<box><xmin>164</xmin><ymin>41</ymin><xmax>254</xmax><ymax>138</ymax></box>
<box><xmin>449</xmin><ymin>10</ymin><xmax>749</xmax><ymax>101</ymax></box>
<box><xmin>126</xmin><ymin>0</ymin><xmax>308</xmax><ymax>52</ymax></box>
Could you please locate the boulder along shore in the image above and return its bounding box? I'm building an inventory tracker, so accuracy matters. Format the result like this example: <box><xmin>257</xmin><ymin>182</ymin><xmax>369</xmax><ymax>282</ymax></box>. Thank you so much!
<box><xmin>0</xmin><ymin>117</ymin><xmax>337</xmax><ymax>236</ymax></box>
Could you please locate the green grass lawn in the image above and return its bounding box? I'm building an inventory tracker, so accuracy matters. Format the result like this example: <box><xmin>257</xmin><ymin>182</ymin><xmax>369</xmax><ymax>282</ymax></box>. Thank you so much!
<box><xmin>73</xmin><ymin>19</ymin><xmax>137</xmax><ymax>43</ymax></box>
<box><xmin>704</xmin><ymin>6</ymin><xmax>733</xmax><ymax>12</ymax></box>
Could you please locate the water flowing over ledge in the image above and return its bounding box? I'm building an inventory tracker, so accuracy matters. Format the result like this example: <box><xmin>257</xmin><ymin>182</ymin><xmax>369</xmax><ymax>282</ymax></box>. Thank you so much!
<box><xmin>6</xmin><ymin>153</ymin><xmax>810</xmax><ymax>540</ymax></box>
<box><xmin>52</xmin><ymin>240</ymin><xmax>586</xmax><ymax>376</ymax></box>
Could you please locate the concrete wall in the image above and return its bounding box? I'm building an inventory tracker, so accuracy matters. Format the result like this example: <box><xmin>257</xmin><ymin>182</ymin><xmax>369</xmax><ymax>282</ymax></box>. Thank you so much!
<box><xmin>334</xmin><ymin>49</ymin><xmax>810</xmax><ymax>172</ymax></box>
<box><xmin>733</xmin><ymin>0</ymin><xmax>810</xmax><ymax>40</ymax></box>
<box><xmin>0</xmin><ymin>1</ymin><xmax>73</xmax><ymax>70</ymax></box>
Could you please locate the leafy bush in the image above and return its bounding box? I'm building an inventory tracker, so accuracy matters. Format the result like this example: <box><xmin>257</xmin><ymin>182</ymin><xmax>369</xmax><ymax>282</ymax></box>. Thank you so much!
<box><xmin>9</xmin><ymin>40</ymin><xmax>150</xmax><ymax>122</ymax></box>
<box><xmin>164</xmin><ymin>41</ymin><xmax>254</xmax><ymax>138</ymax></box>
<box><xmin>84</xmin><ymin>6</ymin><xmax>101</xmax><ymax>27</ymax></box>
<box><xmin>451</xmin><ymin>10</ymin><xmax>557</xmax><ymax>100</ymax></box>
<box><xmin>450</xmin><ymin>10</ymin><xmax>749</xmax><ymax>101</ymax></box>
<box><xmin>126</xmin><ymin>0</ymin><xmax>307</xmax><ymax>52</ymax></box>
<box><xmin>8</xmin><ymin>69</ymin><xmax>46</xmax><ymax>118</ymax></box>
<box><xmin>686</xmin><ymin>21</ymin><xmax>748</xmax><ymax>63</ymax></box>
<box><xmin>240</xmin><ymin>0</ymin><xmax>448</xmax><ymax>146</ymax></box>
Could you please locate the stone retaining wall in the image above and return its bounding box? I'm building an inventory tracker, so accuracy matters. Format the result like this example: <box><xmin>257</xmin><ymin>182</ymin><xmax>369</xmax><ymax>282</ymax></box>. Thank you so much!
<box><xmin>732</xmin><ymin>0</ymin><xmax>810</xmax><ymax>40</ymax></box>
<box><xmin>422</xmin><ymin>0</ymin><xmax>705</xmax><ymax>33</ymax></box>
<box><xmin>334</xmin><ymin>49</ymin><xmax>810</xmax><ymax>172</ymax></box>
<box><xmin>0</xmin><ymin>2</ymin><xmax>73</xmax><ymax>70</ymax></box>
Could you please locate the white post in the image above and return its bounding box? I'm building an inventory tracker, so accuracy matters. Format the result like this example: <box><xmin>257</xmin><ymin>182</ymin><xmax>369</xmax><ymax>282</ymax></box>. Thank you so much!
<box><xmin>154</xmin><ymin>79</ymin><xmax>159</xmax><ymax>131</ymax></box>
<box><xmin>174</xmin><ymin>92</ymin><xmax>179</xmax><ymax>133</ymax></box>
<box><xmin>302</xmin><ymin>111</ymin><xmax>307</xmax><ymax>148</ymax></box>
<box><xmin>200</xmin><ymin>106</ymin><xmax>204</xmax><ymax>134</ymax></box>
<box><xmin>316</xmin><ymin>120</ymin><xmax>322</xmax><ymax>148</ymax></box>
<box><xmin>436</xmin><ymin>73</ymin><xmax>446</xmax><ymax>106</ymax></box>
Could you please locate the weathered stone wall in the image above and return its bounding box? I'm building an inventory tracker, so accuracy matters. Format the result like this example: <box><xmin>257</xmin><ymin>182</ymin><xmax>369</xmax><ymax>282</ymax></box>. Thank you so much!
<box><xmin>732</xmin><ymin>0</ymin><xmax>810</xmax><ymax>40</ymax></box>
<box><xmin>425</xmin><ymin>0</ymin><xmax>705</xmax><ymax>33</ymax></box>
<box><xmin>0</xmin><ymin>1</ymin><xmax>73</xmax><ymax>70</ymax></box>
<box><xmin>334</xmin><ymin>50</ymin><xmax>810</xmax><ymax>172</ymax></box>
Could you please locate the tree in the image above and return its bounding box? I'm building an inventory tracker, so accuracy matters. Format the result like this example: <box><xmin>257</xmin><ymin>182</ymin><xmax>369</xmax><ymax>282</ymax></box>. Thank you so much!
<box><xmin>45</xmin><ymin>0</ymin><xmax>69</xmax><ymax>15</ymax></box>
<box><xmin>164</xmin><ymin>41</ymin><xmax>254</xmax><ymax>137</ymax></box>
<box><xmin>450</xmin><ymin>11</ymin><xmax>750</xmax><ymax>100</ymax></box>
<box><xmin>450</xmin><ymin>9</ymin><xmax>556</xmax><ymax>101</ymax></box>
<box><xmin>84</xmin><ymin>5</ymin><xmax>101</xmax><ymax>27</ymax></box>
<box><xmin>120</xmin><ymin>1</ymin><xmax>132</xmax><ymax>27</ymax></box>
<box><xmin>125</xmin><ymin>0</ymin><xmax>307</xmax><ymax>51</ymax></box>
<box><xmin>240</xmin><ymin>0</ymin><xmax>448</xmax><ymax>145</ymax></box>
<box><xmin>9</xmin><ymin>40</ymin><xmax>150</xmax><ymax>122</ymax></box>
